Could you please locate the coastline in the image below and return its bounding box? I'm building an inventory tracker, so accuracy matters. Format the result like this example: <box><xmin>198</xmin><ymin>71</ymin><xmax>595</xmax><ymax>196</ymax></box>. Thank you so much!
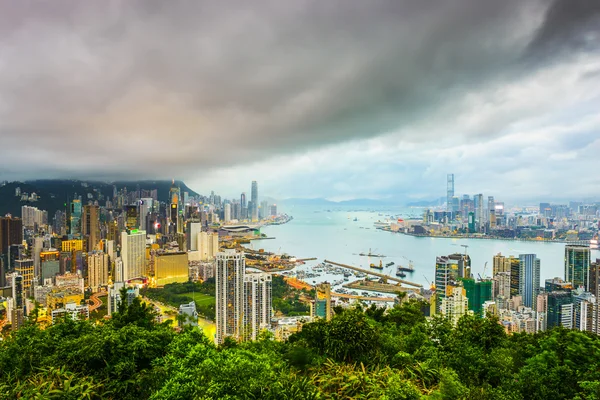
<box><xmin>381</xmin><ymin>228</ymin><xmax>584</xmax><ymax>244</ymax></box>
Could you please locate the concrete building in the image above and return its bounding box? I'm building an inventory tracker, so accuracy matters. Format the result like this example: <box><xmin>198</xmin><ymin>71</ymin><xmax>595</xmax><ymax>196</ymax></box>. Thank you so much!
<box><xmin>14</xmin><ymin>259</ymin><xmax>34</xmax><ymax>295</ymax></box>
<box><xmin>198</xmin><ymin>232</ymin><xmax>219</xmax><ymax>262</ymax></box>
<box><xmin>88</xmin><ymin>251</ymin><xmax>109</xmax><ymax>292</ymax></box>
<box><xmin>120</xmin><ymin>229</ymin><xmax>146</xmax><ymax>281</ymax></box>
<box><xmin>440</xmin><ymin>286</ymin><xmax>470</xmax><ymax>326</ymax></box>
<box><xmin>139</xmin><ymin>198</ymin><xmax>153</xmax><ymax>231</ymax></box>
<box><xmin>564</xmin><ymin>245</ymin><xmax>591</xmax><ymax>291</ymax></box>
<box><xmin>215</xmin><ymin>250</ymin><xmax>245</xmax><ymax>345</ymax></box>
<box><xmin>493</xmin><ymin>253</ymin><xmax>511</xmax><ymax>275</ymax></box>
<box><xmin>178</xmin><ymin>301</ymin><xmax>198</xmax><ymax>327</ymax></box>
<box><xmin>107</xmin><ymin>282</ymin><xmax>140</xmax><ymax>316</ymax></box>
<box><xmin>435</xmin><ymin>253</ymin><xmax>471</xmax><ymax>313</ymax></box>
<box><xmin>51</xmin><ymin>302</ymin><xmax>89</xmax><ymax>323</ymax></box>
<box><xmin>242</xmin><ymin>272</ymin><xmax>272</xmax><ymax>341</ymax></box>
<box><xmin>573</xmin><ymin>290</ymin><xmax>595</xmax><ymax>332</ymax></box>
<box><xmin>187</xmin><ymin>222</ymin><xmax>202</xmax><ymax>251</ymax></box>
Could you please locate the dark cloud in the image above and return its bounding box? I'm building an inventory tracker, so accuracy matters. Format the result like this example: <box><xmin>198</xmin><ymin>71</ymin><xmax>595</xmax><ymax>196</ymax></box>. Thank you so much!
<box><xmin>0</xmin><ymin>0</ymin><xmax>598</xmax><ymax>186</ymax></box>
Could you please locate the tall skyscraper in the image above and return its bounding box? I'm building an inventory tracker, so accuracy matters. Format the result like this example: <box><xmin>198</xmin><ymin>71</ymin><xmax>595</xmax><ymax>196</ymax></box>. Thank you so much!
<box><xmin>492</xmin><ymin>253</ymin><xmax>511</xmax><ymax>275</ymax></box>
<box><xmin>518</xmin><ymin>254</ymin><xmax>541</xmax><ymax>310</ymax></box>
<box><xmin>251</xmin><ymin>181</ymin><xmax>258</xmax><ymax>222</ymax></box>
<box><xmin>169</xmin><ymin>181</ymin><xmax>180</xmax><ymax>234</ymax></box>
<box><xmin>474</xmin><ymin>194</ymin><xmax>484</xmax><ymax>231</ymax></box>
<box><xmin>187</xmin><ymin>222</ymin><xmax>202</xmax><ymax>251</ymax></box>
<box><xmin>216</xmin><ymin>250</ymin><xmax>245</xmax><ymax>345</ymax></box>
<box><xmin>224</xmin><ymin>203</ymin><xmax>231</xmax><ymax>223</ymax></box>
<box><xmin>88</xmin><ymin>251</ymin><xmax>109</xmax><ymax>291</ymax></box>
<box><xmin>564</xmin><ymin>245</ymin><xmax>591</xmax><ymax>291</ymax></box>
<box><xmin>435</xmin><ymin>254</ymin><xmax>471</xmax><ymax>312</ymax></box>
<box><xmin>243</xmin><ymin>272</ymin><xmax>272</xmax><ymax>341</ymax></box>
<box><xmin>590</xmin><ymin>259</ymin><xmax>600</xmax><ymax>297</ymax></box>
<box><xmin>139</xmin><ymin>198</ymin><xmax>153</xmax><ymax>231</ymax></box>
<box><xmin>82</xmin><ymin>205</ymin><xmax>100</xmax><ymax>252</ymax></box>
<box><xmin>440</xmin><ymin>286</ymin><xmax>469</xmax><ymax>325</ymax></box>
<box><xmin>198</xmin><ymin>232</ymin><xmax>219</xmax><ymax>261</ymax></box>
<box><xmin>259</xmin><ymin>200</ymin><xmax>268</xmax><ymax>220</ymax></box>
<box><xmin>14</xmin><ymin>259</ymin><xmax>34</xmax><ymax>294</ymax></box>
<box><xmin>70</xmin><ymin>200</ymin><xmax>82</xmax><ymax>236</ymax></box>
<box><xmin>547</xmin><ymin>291</ymin><xmax>573</xmax><ymax>329</ymax></box>
<box><xmin>120</xmin><ymin>230</ymin><xmax>146</xmax><ymax>281</ymax></box>
<box><xmin>446</xmin><ymin>174</ymin><xmax>454</xmax><ymax>213</ymax></box>
<box><xmin>0</xmin><ymin>216</ymin><xmax>23</xmax><ymax>255</ymax></box>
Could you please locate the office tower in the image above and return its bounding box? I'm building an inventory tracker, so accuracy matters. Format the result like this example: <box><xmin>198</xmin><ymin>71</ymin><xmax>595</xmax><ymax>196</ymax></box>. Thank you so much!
<box><xmin>440</xmin><ymin>286</ymin><xmax>469</xmax><ymax>325</ymax></box>
<box><xmin>215</xmin><ymin>250</ymin><xmax>245</xmax><ymax>345</ymax></box>
<box><xmin>53</xmin><ymin>210</ymin><xmax>67</xmax><ymax>236</ymax></box>
<box><xmin>154</xmin><ymin>252</ymin><xmax>188</xmax><ymax>286</ymax></box>
<box><xmin>187</xmin><ymin>222</ymin><xmax>202</xmax><ymax>251</ymax></box>
<box><xmin>139</xmin><ymin>198</ymin><xmax>153</xmax><ymax>231</ymax></box>
<box><xmin>270</xmin><ymin>204</ymin><xmax>277</xmax><ymax>217</ymax></box>
<box><xmin>0</xmin><ymin>216</ymin><xmax>23</xmax><ymax>255</ymax></box>
<box><xmin>251</xmin><ymin>181</ymin><xmax>258</xmax><ymax>222</ymax></box>
<box><xmin>446</xmin><ymin>174</ymin><xmax>455</xmax><ymax>213</ymax></box>
<box><xmin>70</xmin><ymin>200</ymin><xmax>82</xmax><ymax>236</ymax></box>
<box><xmin>82</xmin><ymin>205</ymin><xmax>100</xmax><ymax>252</ymax></box>
<box><xmin>461</xmin><ymin>278</ymin><xmax>493</xmax><ymax>314</ymax></box>
<box><xmin>198</xmin><ymin>232</ymin><xmax>219</xmax><ymax>261</ymax></box>
<box><xmin>169</xmin><ymin>181</ymin><xmax>180</xmax><ymax>234</ymax></box>
<box><xmin>564</xmin><ymin>245</ymin><xmax>591</xmax><ymax>291</ymax></box>
<box><xmin>259</xmin><ymin>200</ymin><xmax>268</xmax><ymax>220</ymax></box>
<box><xmin>40</xmin><ymin>250</ymin><xmax>60</xmax><ymax>281</ymax></box>
<box><xmin>518</xmin><ymin>254</ymin><xmax>541</xmax><ymax>310</ymax></box>
<box><xmin>114</xmin><ymin>257</ymin><xmax>124</xmax><ymax>283</ymax></box>
<box><xmin>547</xmin><ymin>291</ymin><xmax>573</xmax><ymax>329</ymax></box>
<box><xmin>493</xmin><ymin>253</ymin><xmax>511</xmax><ymax>275</ymax></box>
<box><xmin>242</xmin><ymin>272</ymin><xmax>272</xmax><ymax>341</ymax></box>
<box><xmin>545</xmin><ymin>277</ymin><xmax>573</xmax><ymax>293</ymax></box>
<box><xmin>539</xmin><ymin>202</ymin><xmax>551</xmax><ymax>216</ymax></box>
<box><xmin>590</xmin><ymin>259</ymin><xmax>600</xmax><ymax>297</ymax></box>
<box><xmin>509</xmin><ymin>256</ymin><xmax>521</xmax><ymax>298</ymax></box>
<box><xmin>468</xmin><ymin>212</ymin><xmax>475</xmax><ymax>233</ymax></box>
<box><xmin>474</xmin><ymin>194</ymin><xmax>484</xmax><ymax>231</ymax></box>
<box><xmin>88</xmin><ymin>251</ymin><xmax>109</xmax><ymax>292</ymax></box>
<box><xmin>224</xmin><ymin>203</ymin><xmax>231</xmax><ymax>223</ymax></box>
<box><xmin>14</xmin><ymin>259</ymin><xmax>34</xmax><ymax>294</ymax></box>
<box><xmin>487</xmin><ymin>196</ymin><xmax>495</xmax><ymax>229</ymax></box>
<box><xmin>435</xmin><ymin>254</ymin><xmax>471</xmax><ymax>312</ymax></box>
<box><xmin>120</xmin><ymin>230</ymin><xmax>146</xmax><ymax>281</ymax></box>
<box><xmin>124</xmin><ymin>205</ymin><xmax>139</xmax><ymax>230</ymax></box>
<box><xmin>573</xmin><ymin>291</ymin><xmax>595</xmax><ymax>332</ymax></box>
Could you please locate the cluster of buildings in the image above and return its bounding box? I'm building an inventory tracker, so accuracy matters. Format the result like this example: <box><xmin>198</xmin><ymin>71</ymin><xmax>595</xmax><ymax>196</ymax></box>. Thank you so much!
<box><xmin>401</xmin><ymin>174</ymin><xmax>599</xmax><ymax>242</ymax></box>
<box><xmin>0</xmin><ymin>180</ymin><xmax>283</xmax><ymax>333</ymax></box>
<box><xmin>430</xmin><ymin>244</ymin><xmax>600</xmax><ymax>335</ymax></box>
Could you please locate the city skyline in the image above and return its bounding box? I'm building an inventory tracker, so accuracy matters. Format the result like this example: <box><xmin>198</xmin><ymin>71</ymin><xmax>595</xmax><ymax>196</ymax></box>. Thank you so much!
<box><xmin>0</xmin><ymin>1</ymin><xmax>599</xmax><ymax>202</ymax></box>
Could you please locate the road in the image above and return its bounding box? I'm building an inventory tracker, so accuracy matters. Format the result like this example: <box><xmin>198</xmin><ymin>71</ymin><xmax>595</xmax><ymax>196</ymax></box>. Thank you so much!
<box><xmin>89</xmin><ymin>291</ymin><xmax>107</xmax><ymax>312</ymax></box>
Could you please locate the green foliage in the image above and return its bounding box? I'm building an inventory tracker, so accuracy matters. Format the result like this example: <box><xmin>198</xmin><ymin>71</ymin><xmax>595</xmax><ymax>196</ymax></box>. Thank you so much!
<box><xmin>1</xmin><ymin>298</ymin><xmax>600</xmax><ymax>399</ymax></box>
<box><xmin>141</xmin><ymin>280</ymin><xmax>216</xmax><ymax>320</ymax></box>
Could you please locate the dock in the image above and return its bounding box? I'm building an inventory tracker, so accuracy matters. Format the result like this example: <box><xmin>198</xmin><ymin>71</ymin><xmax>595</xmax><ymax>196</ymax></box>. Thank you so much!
<box><xmin>297</xmin><ymin>257</ymin><xmax>317</xmax><ymax>262</ymax></box>
<box><xmin>343</xmin><ymin>279</ymin><xmax>419</xmax><ymax>295</ymax></box>
<box><xmin>324</xmin><ymin>259</ymin><xmax>422</xmax><ymax>288</ymax></box>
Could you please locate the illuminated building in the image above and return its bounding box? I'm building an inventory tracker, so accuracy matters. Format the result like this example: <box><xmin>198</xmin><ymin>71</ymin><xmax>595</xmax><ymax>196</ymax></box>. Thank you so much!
<box><xmin>62</xmin><ymin>240</ymin><xmax>84</xmax><ymax>252</ymax></box>
<box><xmin>47</xmin><ymin>289</ymin><xmax>84</xmax><ymax>310</ymax></box>
<box><xmin>125</xmin><ymin>205</ymin><xmax>139</xmax><ymax>230</ymax></box>
<box><xmin>82</xmin><ymin>205</ymin><xmax>100</xmax><ymax>252</ymax></box>
<box><xmin>215</xmin><ymin>250</ymin><xmax>245</xmax><ymax>345</ymax></box>
<box><xmin>564</xmin><ymin>245</ymin><xmax>591</xmax><ymax>291</ymax></box>
<box><xmin>169</xmin><ymin>181</ymin><xmax>181</xmax><ymax>234</ymax></box>
<box><xmin>242</xmin><ymin>272</ymin><xmax>272</xmax><ymax>341</ymax></box>
<box><xmin>88</xmin><ymin>251</ymin><xmax>109</xmax><ymax>291</ymax></box>
<box><xmin>121</xmin><ymin>230</ymin><xmax>146</xmax><ymax>281</ymax></box>
<box><xmin>14</xmin><ymin>259</ymin><xmax>34</xmax><ymax>294</ymax></box>
<box><xmin>154</xmin><ymin>252</ymin><xmax>188</xmax><ymax>286</ymax></box>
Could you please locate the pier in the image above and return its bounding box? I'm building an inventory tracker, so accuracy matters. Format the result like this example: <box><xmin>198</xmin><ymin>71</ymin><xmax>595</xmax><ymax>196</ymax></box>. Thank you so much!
<box><xmin>324</xmin><ymin>260</ymin><xmax>422</xmax><ymax>288</ymax></box>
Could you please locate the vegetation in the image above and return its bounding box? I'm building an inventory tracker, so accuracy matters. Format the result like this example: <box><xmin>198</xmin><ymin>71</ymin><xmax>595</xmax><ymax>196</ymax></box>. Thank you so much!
<box><xmin>272</xmin><ymin>274</ymin><xmax>311</xmax><ymax>316</ymax></box>
<box><xmin>141</xmin><ymin>280</ymin><xmax>216</xmax><ymax>320</ymax></box>
<box><xmin>2</xmin><ymin>296</ymin><xmax>600</xmax><ymax>399</ymax></box>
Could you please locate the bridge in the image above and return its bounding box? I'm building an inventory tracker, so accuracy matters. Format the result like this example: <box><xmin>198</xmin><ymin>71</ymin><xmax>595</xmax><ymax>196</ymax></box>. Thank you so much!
<box><xmin>324</xmin><ymin>260</ymin><xmax>422</xmax><ymax>288</ymax></box>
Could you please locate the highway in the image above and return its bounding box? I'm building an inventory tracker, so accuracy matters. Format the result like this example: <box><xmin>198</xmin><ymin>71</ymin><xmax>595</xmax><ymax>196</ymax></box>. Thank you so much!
<box><xmin>89</xmin><ymin>291</ymin><xmax>107</xmax><ymax>312</ymax></box>
<box><xmin>324</xmin><ymin>260</ymin><xmax>422</xmax><ymax>288</ymax></box>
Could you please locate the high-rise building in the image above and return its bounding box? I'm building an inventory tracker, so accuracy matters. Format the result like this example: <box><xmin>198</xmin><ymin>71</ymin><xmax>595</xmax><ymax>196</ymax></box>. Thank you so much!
<box><xmin>82</xmin><ymin>205</ymin><xmax>100</xmax><ymax>252</ymax></box>
<box><xmin>120</xmin><ymin>230</ymin><xmax>146</xmax><ymax>281</ymax></box>
<box><xmin>270</xmin><ymin>204</ymin><xmax>277</xmax><ymax>217</ymax></box>
<box><xmin>487</xmin><ymin>196</ymin><xmax>495</xmax><ymax>229</ymax></box>
<box><xmin>125</xmin><ymin>205</ymin><xmax>139</xmax><ymax>230</ymax></box>
<box><xmin>435</xmin><ymin>254</ymin><xmax>471</xmax><ymax>313</ymax></box>
<box><xmin>69</xmin><ymin>200</ymin><xmax>82</xmax><ymax>236</ymax></box>
<box><xmin>573</xmin><ymin>291</ymin><xmax>595</xmax><ymax>332</ymax></box>
<box><xmin>224</xmin><ymin>203</ymin><xmax>231</xmax><ymax>223</ymax></box>
<box><xmin>40</xmin><ymin>250</ymin><xmax>60</xmax><ymax>281</ymax></box>
<box><xmin>440</xmin><ymin>286</ymin><xmax>469</xmax><ymax>325</ymax></box>
<box><xmin>21</xmin><ymin>205</ymin><xmax>47</xmax><ymax>229</ymax></box>
<box><xmin>461</xmin><ymin>278</ymin><xmax>493</xmax><ymax>314</ymax></box>
<box><xmin>242</xmin><ymin>272</ymin><xmax>272</xmax><ymax>341</ymax></box>
<box><xmin>0</xmin><ymin>216</ymin><xmax>23</xmax><ymax>255</ymax></box>
<box><xmin>494</xmin><ymin>272</ymin><xmax>511</xmax><ymax>299</ymax></box>
<box><xmin>564</xmin><ymin>245</ymin><xmax>591</xmax><ymax>291</ymax></box>
<box><xmin>154</xmin><ymin>252</ymin><xmax>188</xmax><ymax>286</ymax></box>
<box><xmin>187</xmin><ymin>222</ymin><xmax>202</xmax><ymax>251</ymax></box>
<box><xmin>474</xmin><ymin>194</ymin><xmax>484</xmax><ymax>231</ymax></box>
<box><xmin>169</xmin><ymin>181</ymin><xmax>181</xmax><ymax>234</ymax></box>
<box><xmin>446</xmin><ymin>174</ymin><xmax>454</xmax><ymax>213</ymax></box>
<box><xmin>198</xmin><ymin>232</ymin><xmax>219</xmax><ymax>262</ymax></box>
<box><xmin>139</xmin><ymin>198</ymin><xmax>153</xmax><ymax>231</ymax></box>
<box><xmin>14</xmin><ymin>259</ymin><xmax>34</xmax><ymax>294</ymax></box>
<box><xmin>88</xmin><ymin>251</ymin><xmax>109</xmax><ymax>291</ymax></box>
<box><xmin>518</xmin><ymin>254</ymin><xmax>541</xmax><ymax>310</ymax></box>
<box><xmin>493</xmin><ymin>253</ymin><xmax>511</xmax><ymax>275</ymax></box>
<box><xmin>251</xmin><ymin>181</ymin><xmax>258</xmax><ymax>222</ymax></box>
<box><xmin>215</xmin><ymin>250</ymin><xmax>245</xmax><ymax>345</ymax></box>
<box><xmin>590</xmin><ymin>259</ymin><xmax>600</xmax><ymax>297</ymax></box>
<box><xmin>547</xmin><ymin>291</ymin><xmax>573</xmax><ymax>329</ymax></box>
<box><xmin>259</xmin><ymin>200</ymin><xmax>268</xmax><ymax>220</ymax></box>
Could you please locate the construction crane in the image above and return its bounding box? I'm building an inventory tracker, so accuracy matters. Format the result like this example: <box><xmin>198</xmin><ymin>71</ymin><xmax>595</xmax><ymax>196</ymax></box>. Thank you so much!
<box><xmin>461</xmin><ymin>244</ymin><xmax>469</xmax><ymax>255</ymax></box>
<box><xmin>423</xmin><ymin>274</ymin><xmax>434</xmax><ymax>289</ymax></box>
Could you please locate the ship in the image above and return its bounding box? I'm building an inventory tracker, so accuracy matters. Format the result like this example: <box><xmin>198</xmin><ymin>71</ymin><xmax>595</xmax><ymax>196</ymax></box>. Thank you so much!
<box><xmin>385</xmin><ymin>261</ymin><xmax>395</xmax><ymax>267</ymax></box>
<box><xmin>396</xmin><ymin>261</ymin><xmax>414</xmax><ymax>273</ymax></box>
<box><xmin>353</xmin><ymin>217</ymin><xmax>358</xmax><ymax>221</ymax></box>
<box><xmin>370</xmin><ymin>260</ymin><xmax>384</xmax><ymax>270</ymax></box>
<box><xmin>359</xmin><ymin>248</ymin><xmax>386</xmax><ymax>257</ymax></box>
<box><xmin>396</xmin><ymin>270</ymin><xmax>407</xmax><ymax>278</ymax></box>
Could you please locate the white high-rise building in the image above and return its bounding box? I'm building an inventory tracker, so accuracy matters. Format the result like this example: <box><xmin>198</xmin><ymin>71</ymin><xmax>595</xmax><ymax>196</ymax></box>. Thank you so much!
<box><xmin>215</xmin><ymin>250</ymin><xmax>245</xmax><ymax>345</ymax></box>
<box><xmin>139</xmin><ymin>198</ymin><xmax>153</xmax><ymax>231</ymax></box>
<box><xmin>224</xmin><ymin>203</ymin><xmax>231</xmax><ymax>223</ymax></box>
<box><xmin>114</xmin><ymin>257</ymin><xmax>124</xmax><ymax>283</ymax></box>
<box><xmin>198</xmin><ymin>232</ymin><xmax>219</xmax><ymax>261</ymax></box>
<box><xmin>243</xmin><ymin>273</ymin><xmax>272</xmax><ymax>341</ymax></box>
<box><xmin>188</xmin><ymin>222</ymin><xmax>202</xmax><ymax>251</ymax></box>
<box><xmin>88</xmin><ymin>251</ymin><xmax>109</xmax><ymax>292</ymax></box>
<box><xmin>120</xmin><ymin>230</ymin><xmax>146</xmax><ymax>281</ymax></box>
<box><xmin>440</xmin><ymin>286</ymin><xmax>470</xmax><ymax>326</ymax></box>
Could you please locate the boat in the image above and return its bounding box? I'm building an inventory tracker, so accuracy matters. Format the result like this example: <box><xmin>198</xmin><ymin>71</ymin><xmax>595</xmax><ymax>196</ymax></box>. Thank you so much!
<box><xmin>359</xmin><ymin>248</ymin><xmax>386</xmax><ymax>257</ymax></box>
<box><xmin>396</xmin><ymin>269</ymin><xmax>407</xmax><ymax>278</ymax></box>
<box><xmin>396</xmin><ymin>261</ymin><xmax>415</xmax><ymax>273</ymax></box>
<box><xmin>370</xmin><ymin>260</ymin><xmax>384</xmax><ymax>270</ymax></box>
<box><xmin>353</xmin><ymin>217</ymin><xmax>358</xmax><ymax>221</ymax></box>
<box><xmin>385</xmin><ymin>261</ymin><xmax>395</xmax><ymax>267</ymax></box>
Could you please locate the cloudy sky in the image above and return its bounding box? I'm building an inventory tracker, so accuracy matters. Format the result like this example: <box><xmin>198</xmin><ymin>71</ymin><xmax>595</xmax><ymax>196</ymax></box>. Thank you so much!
<box><xmin>1</xmin><ymin>0</ymin><xmax>599</xmax><ymax>203</ymax></box>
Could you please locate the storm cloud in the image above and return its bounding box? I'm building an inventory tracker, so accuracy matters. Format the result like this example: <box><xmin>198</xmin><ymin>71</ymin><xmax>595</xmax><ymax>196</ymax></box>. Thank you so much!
<box><xmin>0</xmin><ymin>0</ymin><xmax>599</xmax><ymax>200</ymax></box>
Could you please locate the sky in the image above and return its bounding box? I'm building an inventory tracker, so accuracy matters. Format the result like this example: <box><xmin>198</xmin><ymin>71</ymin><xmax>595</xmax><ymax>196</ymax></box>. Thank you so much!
<box><xmin>0</xmin><ymin>0</ymin><xmax>599</xmax><ymax>203</ymax></box>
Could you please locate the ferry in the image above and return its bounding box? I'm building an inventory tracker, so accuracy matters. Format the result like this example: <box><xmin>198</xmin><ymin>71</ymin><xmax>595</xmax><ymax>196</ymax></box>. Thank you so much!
<box><xmin>370</xmin><ymin>260</ymin><xmax>384</xmax><ymax>270</ymax></box>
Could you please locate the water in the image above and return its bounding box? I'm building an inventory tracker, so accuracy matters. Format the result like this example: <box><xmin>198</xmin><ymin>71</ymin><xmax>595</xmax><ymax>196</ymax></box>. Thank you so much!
<box><xmin>259</xmin><ymin>205</ymin><xmax>598</xmax><ymax>289</ymax></box>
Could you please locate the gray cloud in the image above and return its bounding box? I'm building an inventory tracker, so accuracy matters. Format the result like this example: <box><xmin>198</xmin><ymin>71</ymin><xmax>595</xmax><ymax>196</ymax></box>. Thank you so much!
<box><xmin>0</xmin><ymin>0</ymin><xmax>599</xmax><ymax>194</ymax></box>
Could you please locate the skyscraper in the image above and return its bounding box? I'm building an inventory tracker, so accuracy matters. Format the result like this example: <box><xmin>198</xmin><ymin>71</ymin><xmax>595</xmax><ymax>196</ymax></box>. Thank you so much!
<box><xmin>251</xmin><ymin>181</ymin><xmax>258</xmax><ymax>222</ymax></box>
<box><xmin>435</xmin><ymin>253</ymin><xmax>471</xmax><ymax>313</ymax></box>
<box><xmin>440</xmin><ymin>286</ymin><xmax>469</xmax><ymax>325</ymax></box>
<box><xmin>139</xmin><ymin>198</ymin><xmax>153</xmax><ymax>231</ymax></box>
<box><xmin>82</xmin><ymin>205</ymin><xmax>100</xmax><ymax>252</ymax></box>
<box><xmin>88</xmin><ymin>251</ymin><xmax>109</xmax><ymax>292</ymax></box>
<box><xmin>120</xmin><ymin>230</ymin><xmax>146</xmax><ymax>281</ymax></box>
<box><xmin>198</xmin><ymin>232</ymin><xmax>219</xmax><ymax>261</ymax></box>
<box><xmin>446</xmin><ymin>174</ymin><xmax>455</xmax><ymax>213</ymax></box>
<box><xmin>224</xmin><ymin>203</ymin><xmax>231</xmax><ymax>223</ymax></box>
<box><xmin>187</xmin><ymin>222</ymin><xmax>202</xmax><ymax>251</ymax></box>
<box><xmin>216</xmin><ymin>249</ymin><xmax>245</xmax><ymax>345</ymax></box>
<box><xmin>564</xmin><ymin>245</ymin><xmax>591</xmax><ymax>291</ymax></box>
<box><xmin>474</xmin><ymin>194</ymin><xmax>484</xmax><ymax>231</ymax></box>
<box><xmin>547</xmin><ymin>291</ymin><xmax>573</xmax><ymax>329</ymax></box>
<box><xmin>242</xmin><ymin>272</ymin><xmax>272</xmax><ymax>341</ymax></box>
<box><xmin>69</xmin><ymin>200</ymin><xmax>82</xmax><ymax>236</ymax></box>
<box><xmin>518</xmin><ymin>254</ymin><xmax>541</xmax><ymax>310</ymax></box>
<box><xmin>0</xmin><ymin>216</ymin><xmax>23</xmax><ymax>255</ymax></box>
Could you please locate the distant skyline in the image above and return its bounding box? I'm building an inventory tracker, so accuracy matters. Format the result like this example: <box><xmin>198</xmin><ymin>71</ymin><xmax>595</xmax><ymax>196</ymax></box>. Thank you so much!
<box><xmin>0</xmin><ymin>1</ymin><xmax>599</xmax><ymax>202</ymax></box>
